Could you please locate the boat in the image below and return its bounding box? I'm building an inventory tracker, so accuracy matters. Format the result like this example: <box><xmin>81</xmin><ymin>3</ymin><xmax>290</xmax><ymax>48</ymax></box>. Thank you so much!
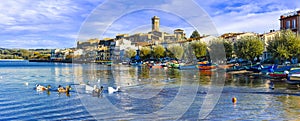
<box><xmin>166</xmin><ymin>60</ymin><xmax>181</xmax><ymax>69</ymax></box>
<box><xmin>217</xmin><ymin>64</ymin><xmax>234</xmax><ymax>70</ymax></box>
<box><xmin>197</xmin><ymin>61</ymin><xmax>217</xmax><ymax>70</ymax></box>
<box><xmin>268</xmin><ymin>71</ymin><xmax>288</xmax><ymax>79</ymax></box>
<box><xmin>260</xmin><ymin>64</ymin><xmax>278</xmax><ymax>74</ymax></box>
<box><xmin>226</xmin><ymin>65</ymin><xmax>249</xmax><ymax>72</ymax></box>
<box><xmin>179</xmin><ymin>64</ymin><xmax>197</xmax><ymax>70</ymax></box>
<box><xmin>168</xmin><ymin>63</ymin><xmax>180</xmax><ymax>69</ymax></box>
<box><xmin>129</xmin><ymin>60</ymin><xmax>143</xmax><ymax>66</ymax></box>
<box><xmin>286</xmin><ymin>68</ymin><xmax>300</xmax><ymax>85</ymax></box>
<box><xmin>148</xmin><ymin>63</ymin><xmax>163</xmax><ymax>69</ymax></box>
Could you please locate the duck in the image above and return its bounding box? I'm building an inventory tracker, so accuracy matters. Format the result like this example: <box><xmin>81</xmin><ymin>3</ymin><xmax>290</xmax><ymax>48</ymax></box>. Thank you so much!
<box><xmin>57</xmin><ymin>85</ymin><xmax>71</xmax><ymax>93</ymax></box>
<box><xmin>36</xmin><ymin>84</ymin><xmax>51</xmax><ymax>91</ymax></box>
<box><xmin>108</xmin><ymin>86</ymin><xmax>120</xmax><ymax>94</ymax></box>
<box><xmin>93</xmin><ymin>85</ymin><xmax>104</xmax><ymax>94</ymax></box>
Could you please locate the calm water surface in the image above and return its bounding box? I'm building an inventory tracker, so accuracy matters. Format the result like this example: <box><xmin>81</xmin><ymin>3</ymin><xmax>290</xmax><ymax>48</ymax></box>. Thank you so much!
<box><xmin>0</xmin><ymin>61</ymin><xmax>300</xmax><ymax>120</ymax></box>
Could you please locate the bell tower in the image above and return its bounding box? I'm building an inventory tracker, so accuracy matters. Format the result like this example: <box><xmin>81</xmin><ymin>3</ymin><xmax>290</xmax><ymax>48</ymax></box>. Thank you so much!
<box><xmin>152</xmin><ymin>16</ymin><xmax>160</xmax><ymax>32</ymax></box>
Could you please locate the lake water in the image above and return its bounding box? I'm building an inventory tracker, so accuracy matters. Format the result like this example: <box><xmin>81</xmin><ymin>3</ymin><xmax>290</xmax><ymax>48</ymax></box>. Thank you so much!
<box><xmin>0</xmin><ymin>61</ymin><xmax>300</xmax><ymax>120</ymax></box>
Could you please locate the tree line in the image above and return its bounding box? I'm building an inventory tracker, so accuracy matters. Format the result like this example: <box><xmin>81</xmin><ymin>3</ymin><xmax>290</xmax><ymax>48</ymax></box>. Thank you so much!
<box><xmin>125</xmin><ymin>30</ymin><xmax>300</xmax><ymax>64</ymax></box>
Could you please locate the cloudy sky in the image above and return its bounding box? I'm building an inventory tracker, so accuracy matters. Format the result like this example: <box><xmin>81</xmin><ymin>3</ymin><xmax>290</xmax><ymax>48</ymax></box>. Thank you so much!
<box><xmin>0</xmin><ymin>0</ymin><xmax>299</xmax><ymax>49</ymax></box>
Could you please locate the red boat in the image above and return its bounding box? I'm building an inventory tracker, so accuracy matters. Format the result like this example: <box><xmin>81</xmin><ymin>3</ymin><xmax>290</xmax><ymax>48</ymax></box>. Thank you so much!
<box><xmin>268</xmin><ymin>72</ymin><xmax>288</xmax><ymax>79</ymax></box>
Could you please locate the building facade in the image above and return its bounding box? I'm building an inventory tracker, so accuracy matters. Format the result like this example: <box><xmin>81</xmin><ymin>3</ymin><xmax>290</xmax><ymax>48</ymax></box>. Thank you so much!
<box><xmin>260</xmin><ymin>30</ymin><xmax>281</xmax><ymax>61</ymax></box>
<box><xmin>220</xmin><ymin>32</ymin><xmax>259</xmax><ymax>43</ymax></box>
<box><xmin>280</xmin><ymin>10</ymin><xmax>300</xmax><ymax>35</ymax></box>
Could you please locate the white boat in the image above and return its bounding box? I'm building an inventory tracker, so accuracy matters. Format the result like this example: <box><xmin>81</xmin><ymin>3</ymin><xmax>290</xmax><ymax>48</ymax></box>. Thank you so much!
<box><xmin>286</xmin><ymin>69</ymin><xmax>300</xmax><ymax>85</ymax></box>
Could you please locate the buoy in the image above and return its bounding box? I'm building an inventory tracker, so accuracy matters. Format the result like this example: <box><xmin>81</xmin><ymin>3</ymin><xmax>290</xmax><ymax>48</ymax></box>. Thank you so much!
<box><xmin>24</xmin><ymin>82</ymin><xmax>29</xmax><ymax>86</ymax></box>
<box><xmin>232</xmin><ymin>97</ymin><xmax>237</xmax><ymax>104</ymax></box>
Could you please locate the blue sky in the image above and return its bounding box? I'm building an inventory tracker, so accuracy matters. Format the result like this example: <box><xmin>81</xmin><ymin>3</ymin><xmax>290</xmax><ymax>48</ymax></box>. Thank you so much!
<box><xmin>0</xmin><ymin>0</ymin><xmax>299</xmax><ymax>49</ymax></box>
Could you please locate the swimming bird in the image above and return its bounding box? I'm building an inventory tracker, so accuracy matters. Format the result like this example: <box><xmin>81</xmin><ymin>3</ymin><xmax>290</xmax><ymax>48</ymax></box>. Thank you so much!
<box><xmin>93</xmin><ymin>85</ymin><xmax>104</xmax><ymax>94</ymax></box>
<box><xmin>57</xmin><ymin>85</ymin><xmax>71</xmax><ymax>93</ymax></box>
<box><xmin>36</xmin><ymin>84</ymin><xmax>51</xmax><ymax>91</ymax></box>
<box><xmin>108</xmin><ymin>86</ymin><xmax>120</xmax><ymax>94</ymax></box>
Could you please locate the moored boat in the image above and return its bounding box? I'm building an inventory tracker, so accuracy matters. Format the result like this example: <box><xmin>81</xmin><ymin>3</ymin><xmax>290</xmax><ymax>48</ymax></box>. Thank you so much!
<box><xmin>268</xmin><ymin>71</ymin><xmax>288</xmax><ymax>79</ymax></box>
<box><xmin>179</xmin><ymin>64</ymin><xmax>197</xmax><ymax>70</ymax></box>
<box><xmin>197</xmin><ymin>61</ymin><xmax>217</xmax><ymax>70</ymax></box>
<box><xmin>286</xmin><ymin>68</ymin><xmax>300</xmax><ymax>85</ymax></box>
<box><xmin>148</xmin><ymin>63</ymin><xmax>163</xmax><ymax>68</ymax></box>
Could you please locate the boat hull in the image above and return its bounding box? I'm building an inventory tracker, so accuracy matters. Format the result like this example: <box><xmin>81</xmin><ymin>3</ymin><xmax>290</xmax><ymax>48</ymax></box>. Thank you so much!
<box><xmin>198</xmin><ymin>65</ymin><xmax>217</xmax><ymax>70</ymax></box>
<box><xmin>287</xmin><ymin>73</ymin><xmax>300</xmax><ymax>85</ymax></box>
<box><xmin>179</xmin><ymin>65</ymin><xmax>197</xmax><ymax>70</ymax></box>
<box><xmin>268</xmin><ymin>73</ymin><xmax>287</xmax><ymax>79</ymax></box>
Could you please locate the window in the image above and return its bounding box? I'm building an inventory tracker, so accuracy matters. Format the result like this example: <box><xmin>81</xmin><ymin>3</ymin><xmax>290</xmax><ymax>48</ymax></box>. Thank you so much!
<box><xmin>292</xmin><ymin>19</ymin><xmax>296</xmax><ymax>29</ymax></box>
<box><xmin>286</xmin><ymin>21</ymin><xmax>290</xmax><ymax>29</ymax></box>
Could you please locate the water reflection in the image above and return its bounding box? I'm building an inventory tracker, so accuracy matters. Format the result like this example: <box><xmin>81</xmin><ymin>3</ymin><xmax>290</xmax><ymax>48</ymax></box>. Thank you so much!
<box><xmin>70</xmin><ymin>64</ymin><xmax>300</xmax><ymax>120</ymax></box>
<box><xmin>276</xmin><ymin>96</ymin><xmax>300</xmax><ymax>120</ymax></box>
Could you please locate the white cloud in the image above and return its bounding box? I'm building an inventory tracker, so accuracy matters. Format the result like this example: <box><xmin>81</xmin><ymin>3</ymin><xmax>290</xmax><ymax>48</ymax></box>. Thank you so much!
<box><xmin>194</xmin><ymin>0</ymin><xmax>300</xmax><ymax>35</ymax></box>
<box><xmin>0</xmin><ymin>0</ymin><xmax>299</xmax><ymax>48</ymax></box>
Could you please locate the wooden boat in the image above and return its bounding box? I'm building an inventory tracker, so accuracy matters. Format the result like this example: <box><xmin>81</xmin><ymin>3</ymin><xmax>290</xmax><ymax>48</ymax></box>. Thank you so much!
<box><xmin>148</xmin><ymin>63</ymin><xmax>163</xmax><ymax>69</ymax></box>
<box><xmin>217</xmin><ymin>64</ymin><xmax>234</xmax><ymax>69</ymax></box>
<box><xmin>179</xmin><ymin>64</ymin><xmax>197</xmax><ymax>70</ymax></box>
<box><xmin>226</xmin><ymin>65</ymin><xmax>249</xmax><ymax>72</ymax></box>
<box><xmin>167</xmin><ymin>62</ymin><xmax>180</xmax><ymax>69</ymax></box>
<box><xmin>268</xmin><ymin>71</ymin><xmax>288</xmax><ymax>79</ymax></box>
<box><xmin>286</xmin><ymin>68</ymin><xmax>300</xmax><ymax>85</ymax></box>
<box><xmin>198</xmin><ymin>65</ymin><xmax>217</xmax><ymax>70</ymax></box>
<box><xmin>197</xmin><ymin>61</ymin><xmax>217</xmax><ymax>70</ymax></box>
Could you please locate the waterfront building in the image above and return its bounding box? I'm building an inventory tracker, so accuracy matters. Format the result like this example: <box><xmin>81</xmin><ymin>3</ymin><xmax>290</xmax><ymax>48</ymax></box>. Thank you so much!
<box><xmin>280</xmin><ymin>10</ymin><xmax>300</xmax><ymax>36</ymax></box>
<box><xmin>96</xmin><ymin>38</ymin><xmax>115</xmax><ymax>62</ymax></box>
<box><xmin>220</xmin><ymin>32</ymin><xmax>259</xmax><ymax>43</ymax></box>
<box><xmin>260</xmin><ymin>30</ymin><xmax>281</xmax><ymax>61</ymax></box>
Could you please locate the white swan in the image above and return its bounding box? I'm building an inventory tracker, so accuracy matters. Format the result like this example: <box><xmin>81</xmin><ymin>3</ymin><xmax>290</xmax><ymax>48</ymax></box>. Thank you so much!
<box><xmin>108</xmin><ymin>86</ymin><xmax>120</xmax><ymax>94</ymax></box>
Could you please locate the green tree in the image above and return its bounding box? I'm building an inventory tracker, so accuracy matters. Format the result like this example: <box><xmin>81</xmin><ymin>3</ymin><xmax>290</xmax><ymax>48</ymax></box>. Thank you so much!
<box><xmin>190</xmin><ymin>42</ymin><xmax>207</xmax><ymax>60</ymax></box>
<box><xmin>267</xmin><ymin>30</ymin><xmax>300</xmax><ymax>61</ymax></box>
<box><xmin>167</xmin><ymin>45</ymin><xmax>184</xmax><ymax>59</ymax></box>
<box><xmin>190</xmin><ymin>30</ymin><xmax>201</xmax><ymax>39</ymax></box>
<box><xmin>234</xmin><ymin>36</ymin><xmax>264</xmax><ymax>62</ymax></box>
<box><xmin>153</xmin><ymin>45</ymin><xmax>165</xmax><ymax>58</ymax></box>
<box><xmin>208</xmin><ymin>38</ymin><xmax>230</xmax><ymax>61</ymax></box>
<box><xmin>3</xmin><ymin>50</ymin><xmax>10</xmax><ymax>55</ymax></box>
<box><xmin>125</xmin><ymin>48</ymin><xmax>136</xmax><ymax>59</ymax></box>
<box><xmin>140</xmin><ymin>47</ymin><xmax>151</xmax><ymax>60</ymax></box>
<box><xmin>19</xmin><ymin>49</ymin><xmax>30</xmax><ymax>59</ymax></box>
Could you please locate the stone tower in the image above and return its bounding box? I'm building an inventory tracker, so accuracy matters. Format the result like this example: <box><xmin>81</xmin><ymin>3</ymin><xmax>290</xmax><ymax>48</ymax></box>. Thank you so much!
<box><xmin>152</xmin><ymin>16</ymin><xmax>160</xmax><ymax>31</ymax></box>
